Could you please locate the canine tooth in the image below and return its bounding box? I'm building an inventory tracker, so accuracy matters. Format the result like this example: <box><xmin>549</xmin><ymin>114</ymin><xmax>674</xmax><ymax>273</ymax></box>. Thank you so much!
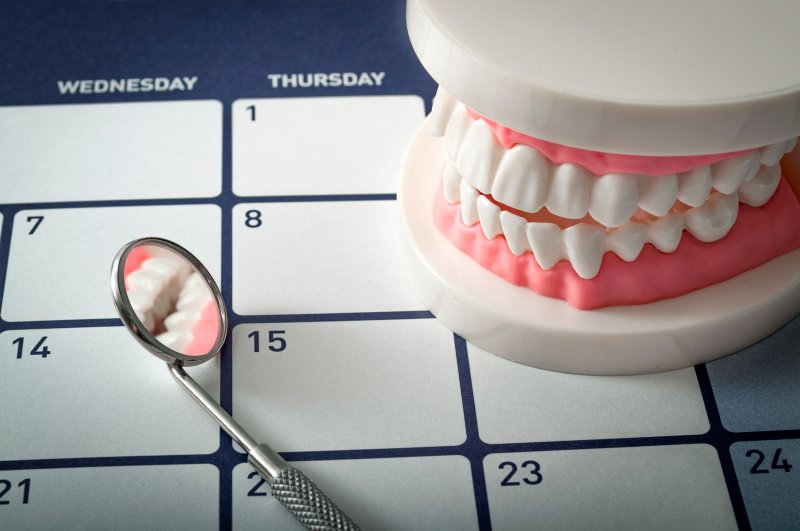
<box><xmin>563</xmin><ymin>224</ymin><xmax>606</xmax><ymax>279</ymax></box>
<box><xmin>429</xmin><ymin>87</ymin><xmax>457</xmax><ymax>137</ymax></box>
<box><xmin>638</xmin><ymin>174</ymin><xmax>677</xmax><ymax>216</ymax></box>
<box><xmin>712</xmin><ymin>152</ymin><xmax>759</xmax><ymax>193</ymax></box>
<box><xmin>607</xmin><ymin>223</ymin><xmax>646</xmax><ymax>262</ymax></box>
<box><xmin>156</xmin><ymin>330</ymin><xmax>192</xmax><ymax>352</ymax></box>
<box><xmin>547</xmin><ymin>163</ymin><xmax>590</xmax><ymax>219</ymax></box>
<box><xmin>527</xmin><ymin>222</ymin><xmax>563</xmax><ymax>270</ymax></box>
<box><xmin>500</xmin><ymin>211</ymin><xmax>529</xmax><ymax>256</ymax></box>
<box><xmin>677</xmin><ymin>166</ymin><xmax>712</xmax><ymax>207</ymax></box>
<box><xmin>739</xmin><ymin>164</ymin><xmax>781</xmax><ymax>207</ymax></box>
<box><xmin>477</xmin><ymin>196</ymin><xmax>502</xmax><ymax>239</ymax></box>
<box><xmin>442</xmin><ymin>161</ymin><xmax>461</xmax><ymax>204</ymax></box>
<box><xmin>589</xmin><ymin>173</ymin><xmax>638</xmax><ymax>228</ymax></box>
<box><xmin>444</xmin><ymin>104</ymin><xmax>471</xmax><ymax>162</ymax></box>
<box><xmin>492</xmin><ymin>145</ymin><xmax>549</xmax><ymax>213</ymax></box>
<box><xmin>684</xmin><ymin>192</ymin><xmax>739</xmax><ymax>242</ymax></box>
<box><xmin>460</xmin><ymin>180</ymin><xmax>480</xmax><ymax>226</ymax></box>
<box><xmin>647</xmin><ymin>213</ymin><xmax>684</xmax><ymax>253</ymax></box>
<box><xmin>456</xmin><ymin>119</ymin><xmax>501</xmax><ymax>193</ymax></box>
<box><xmin>760</xmin><ymin>140</ymin><xmax>787</xmax><ymax>166</ymax></box>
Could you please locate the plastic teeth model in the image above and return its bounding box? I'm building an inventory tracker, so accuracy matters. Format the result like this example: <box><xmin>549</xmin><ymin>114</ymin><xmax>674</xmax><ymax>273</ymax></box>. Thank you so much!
<box><xmin>398</xmin><ymin>0</ymin><xmax>800</xmax><ymax>375</ymax></box>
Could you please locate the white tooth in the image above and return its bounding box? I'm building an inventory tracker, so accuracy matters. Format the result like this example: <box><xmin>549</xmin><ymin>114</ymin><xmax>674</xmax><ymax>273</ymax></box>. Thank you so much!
<box><xmin>563</xmin><ymin>224</ymin><xmax>606</xmax><ymax>279</ymax></box>
<box><xmin>526</xmin><ymin>223</ymin><xmax>563</xmax><ymax>270</ymax></box>
<box><xmin>156</xmin><ymin>330</ymin><xmax>192</xmax><ymax>352</ymax></box>
<box><xmin>127</xmin><ymin>291</ymin><xmax>155</xmax><ymax>332</ymax></box>
<box><xmin>712</xmin><ymin>151</ymin><xmax>759</xmax><ymax>193</ymax></box>
<box><xmin>460</xmin><ymin>180</ymin><xmax>480</xmax><ymax>226</ymax></box>
<box><xmin>492</xmin><ymin>145</ymin><xmax>549</xmax><ymax>213</ymax></box>
<box><xmin>126</xmin><ymin>269</ymin><xmax>163</xmax><ymax>295</ymax></box>
<box><xmin>429</xmin><ymin>87</ymin><xmax>457</xmax><ymax>137</ymax></box>
<box><xmin>677</xmin><ymin>166</ymin><xmax>712</xmax><ymax>207</ymax></box>
<box><xmin>607</xmin><ymin>223</ymin><xmax>646</xmax><ymax>262</ymax></box>
<box><xmin>589</xmin><ymin>173</ymin><xmax>638</xmax><ymax>228</ymax></box>
<box><xmin>477</xmin><ymin>196</ymin><xmax>502</xmax><ymax>239</ymax></box>
<box><xmin>442</xmin><ymin>161</ymin><xmax>461</xmax><ymax>204</ymax></box>
<box><xmin>785</xmin><ymin>137</ymin><xmax>798</xmax><ymax>154</ymax></box>
<box><xmin>739</xmin><ymin>164</ymin><xmax>781</xmax><ymax>207</ymax></box>
<box><xmin>456</xmin><ymin>119</ymin><xmax>501</xmax><ymax>193</ymax></box>
<box><xmin>648</xmin><ymin>213</ymin><xmax>684</xmax><ymax>253</ymax></box>
<box><xmin>759</xmin><ymin>140</ymin><xmax>787</xmax><ymax>166</ymax></box>
<box><xmin>547</xmin><ymin>164</ymin><xmax>590</xmax><ymax>219</ymax></box>
<box><xmin>684</xmin><ymin>192</ymin><xmax>739</xmax><ymax>242</ymax></box>
<box><xmin>500</xmin><ymin>211</ymin><xmax>529</xmax><ymax>256</ymax></box>
<box><xmin>164</xmin><ymin>310</ymin><xmax>200</xmax><ymax>332</ymax></box>
<box><xmin>444</xmin><ymin>104</ymin><xmax>471</xmax><ymax>162</ymax></box>
<box><xmin>638</xmin><ymin>174</ymin><xmax>677</xmax><ymax>217</ymax></box>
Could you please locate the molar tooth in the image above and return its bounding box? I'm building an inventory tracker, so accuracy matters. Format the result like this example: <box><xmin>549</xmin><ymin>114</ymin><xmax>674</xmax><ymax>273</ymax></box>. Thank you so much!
<box><xmin>607</xmin><ymin>223</ymin><xmax>646</xmax><ymax>262</ymax></box>
<box><xmin>444</xmin><ymin>104</ymin><xmax>470</xmax><ymax>162</ymax></box>
<box><xmin>638</xmin><ymin>174</ymin><xmax>677</xmax><ymax>217</ymax></box>
<box><xmin>647</xmin><ymin>213</ymin><xmax>684</xmax><ymax>253</ymax></box>
<box><xmin>460</xmin><ymin>180</ymin><xmax>480</xmax><ymax>226</ymax></box>
<box><xmin>526</xmin><ymin>223</ymin><xmax>563</xmax><ymax>270</ymax></box>
<box><xmin>456</xmin><ymin>119</ymin><xmax>501</xmax><ymax>193</ymax></box>
<box><xmin>759</xmin><ymin>140</ymin><xmax>787</xmax><ymax>166</ymax></box>
<box><xmin>677</xmin><ymin>166</ymin><xmax>712</xmax><ymax>207</ymax></box>
<box><xmin>589</xmin><ymin>173</ymin><xmax>638</xmax><ymax>228</ymax></box>
<box><xmin>684</xmin><ymin>192</ymin><xmax>739</xmax><ymax>242</ymax></box>
<box><xmin>712</xmin><ymin>152</ymin><xmax>759</xmax><ymax>193</ymax></box>
<box><xmin>546</xmin><ymin>163</ymin><xmax>590</xmax><ymax>219</ymax></box>
<box><xmin>738</xmin><ymin>164</ymin><xmax>781</xmax><ymax>207</ymax></box>
<box><xmin>429</xmin><ymin>87</ymin><xmax>457</xmax><ymax>137</ymax></box>
<box><xmin>442</xmin><ymin>161</ymin><xmax>461</xmax><ymax>204</ymax></box>
<box><xmin>492</xmin><ymin>145</ymin><xmax>549</xmax><ymax>213</ymax></box>
<box><xmin>500</xmin><ymin>211</ymin><xmax>529</xmax><ymax>256</ymax></box>
<box><xmin>563</xmin><ymin>224</ymin><xmax>606</xmax><ymax>279</ymax></box>
<box><xmin>477</xmin><ymin>195</ymin><xmax>502</xmax><ymax>239</ymax></box>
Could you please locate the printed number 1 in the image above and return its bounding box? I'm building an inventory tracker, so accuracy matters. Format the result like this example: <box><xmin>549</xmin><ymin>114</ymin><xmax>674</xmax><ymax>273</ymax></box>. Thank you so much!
<box><xmin>247</xmin><ymin>105</ymin><xmax>256</xmax><ymax>121</ymax></box>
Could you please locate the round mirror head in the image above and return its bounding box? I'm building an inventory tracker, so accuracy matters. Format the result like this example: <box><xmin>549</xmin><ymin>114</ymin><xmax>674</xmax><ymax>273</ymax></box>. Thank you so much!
<box><xmin>111</xmin><ymin>237</ymin><xmax>227</xmax><ymax>366</ymax></box>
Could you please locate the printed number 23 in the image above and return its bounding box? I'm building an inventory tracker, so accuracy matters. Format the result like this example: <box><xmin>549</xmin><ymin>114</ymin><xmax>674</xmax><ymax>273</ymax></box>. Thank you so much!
<box><xmin>499</xmin><ymin>460</ymin><xmax>543</xmax><ymax>486</ymax></box>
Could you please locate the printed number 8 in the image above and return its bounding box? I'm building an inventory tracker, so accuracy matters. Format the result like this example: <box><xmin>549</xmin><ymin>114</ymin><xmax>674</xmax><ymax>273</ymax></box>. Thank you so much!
<box><xmin>245</xmin><ymin>210</ymin><xmax>262</xmax><ymax>228</ymax></box>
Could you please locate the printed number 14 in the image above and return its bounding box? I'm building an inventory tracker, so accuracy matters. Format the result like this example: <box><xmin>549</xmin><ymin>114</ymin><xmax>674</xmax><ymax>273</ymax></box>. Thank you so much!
<box><xmin>12</xmin><ymin>337</ymin><xmax>50</xmax><ymax>359</ymax></box>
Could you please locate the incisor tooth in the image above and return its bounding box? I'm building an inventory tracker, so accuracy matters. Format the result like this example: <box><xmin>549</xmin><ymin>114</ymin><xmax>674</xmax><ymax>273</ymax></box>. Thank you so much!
<box><xmin>648</xmin><ymin>213</ymin><xmax>684</xmax><ymax>253</ymax></box>
<box><xmin>739</xmin><ymin>164</ymin><xmax>781</xmax><ymax>207</ymax></box>
<box><xmin>684</xmin><ymin>192</ymin><xmax>739</xmax><ymax>242</ymax></box>
<box><xmin>563</xmin><ymin>224</ymin><xmax>606</xmax><ymax>279</ymax></box>
<box><xmin>500</xmin><ymin>211</ymin><xmax>529</xmax><ymax>256</ymax></box>
<box><xmin>608</xmin><ymin>223</ymin><xmax>646</xmax><ymax>262</ymax></box>
<box><xmin>547</xmin><ymin>163</ymin><xmax>590</xmax><ymax>219</ymax></box>
<box><xmin>442</xmin><ymin>161</ymin><xmax>461</xmax><ymax>204</ymax></box>
<box><xmin>638</xmin><ymin>174</ymin><xmax>678</xmax><ymax>216</ymax></box>
<box><xmin>477</xmin><ymin>196</ymin><xmax>502</xmax><ymax>239</ymax></box>
<box><xmin>712</xmin><ymin>151</ymin><xmax>759</xmax><ymax>193</ymax></box>
<box><xmin>492</xmin><ymin>145</ymin><xmax>549</xmax><ymax>213</ymax></box>
<box><xmin>429</xmin><ymin>87</ymin><xmax>456</xmax><ymax>137</ymax></box>
<box><xmin>444</xmin><ymin>104</ymin><xmax>470</xmax><ymax>162</ymax></box>
<box><xmin>527</xmin><ymin>223</ymin><xmax>562</xmax><ymax>270</ymax></box>
<box><xmin>456</xmin><ymin>119</ymin><xmax>501</xmax><ymax>193</ymax></box>
<box><xmin>590</xmin><ymin>173</ymin><xmax>639</xmax><ymax>228</ymax></box>
<box><xmin>677</xmin><ymin>166</ymin><xmax>712</xmax><ymax>207</ymax></box>
<box><xmin>460</xmin><ymin>180</ymin><xmax>479</xmax><ymax>226</ymax></box>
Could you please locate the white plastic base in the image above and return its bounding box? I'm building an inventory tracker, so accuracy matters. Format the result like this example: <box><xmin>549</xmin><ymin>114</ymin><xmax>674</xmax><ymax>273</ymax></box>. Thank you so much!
<box><xmin>398</xmin><ymin>118</ymin><xmax>800</xmax><ymax>375</ymax></box>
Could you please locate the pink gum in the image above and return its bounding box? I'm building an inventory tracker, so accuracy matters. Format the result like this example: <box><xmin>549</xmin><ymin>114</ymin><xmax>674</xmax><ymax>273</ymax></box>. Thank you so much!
<box><xmin>434</xmin><ymin>178</ymin><xmax>800</xmax><ymax>310</ymax></box>
<box><xmin>468</xmin><ymin>109</ymin><xmax>756</xmax><ymax>177</ymax></box>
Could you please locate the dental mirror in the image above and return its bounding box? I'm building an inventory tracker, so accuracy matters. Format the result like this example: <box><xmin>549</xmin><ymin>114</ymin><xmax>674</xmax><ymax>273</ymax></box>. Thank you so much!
<box><xmin>111</xmin><ymin>237</ymin><xmax>359</xmax><ymax>531</ymax></box>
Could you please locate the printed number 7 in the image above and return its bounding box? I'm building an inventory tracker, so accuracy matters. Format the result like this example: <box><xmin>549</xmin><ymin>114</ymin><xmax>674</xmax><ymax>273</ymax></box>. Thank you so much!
<box><xmin>27</xmin><ymin>216</ymin><xmax>44</xmax><ymax>235</ymax></box>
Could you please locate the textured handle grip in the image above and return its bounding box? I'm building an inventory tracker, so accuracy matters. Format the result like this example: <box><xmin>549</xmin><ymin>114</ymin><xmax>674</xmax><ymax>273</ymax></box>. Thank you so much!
<box><xmin>271</xmin><ymin>467</ymin><xmax>360</xmax><ymax>531</ymax></box>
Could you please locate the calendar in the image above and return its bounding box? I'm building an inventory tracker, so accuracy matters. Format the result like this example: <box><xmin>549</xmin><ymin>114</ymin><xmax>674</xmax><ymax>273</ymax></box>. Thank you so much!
<box><xmin>0</xmin><ymin>2</ymin><xmax>798</xmax><ymax>529</ymax></box>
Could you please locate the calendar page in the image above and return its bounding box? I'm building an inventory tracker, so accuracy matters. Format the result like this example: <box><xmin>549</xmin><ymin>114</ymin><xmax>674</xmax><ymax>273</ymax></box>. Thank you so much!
<box><xmin>0</xmin><ymin>2</ymin><xmax>798</xmax><ymax>529</ymax></box>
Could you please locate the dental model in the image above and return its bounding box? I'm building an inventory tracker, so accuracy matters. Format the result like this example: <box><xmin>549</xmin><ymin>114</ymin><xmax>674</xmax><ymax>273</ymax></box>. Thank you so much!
<box><xmin>123</xmin><ymin>246</ymin><xmax>219</xmax><ymax>356</ymax></box>
<box><xmin>399</xmin><ymin>0</ymin><xmax>800</xmax><ymax>374</ymax></box>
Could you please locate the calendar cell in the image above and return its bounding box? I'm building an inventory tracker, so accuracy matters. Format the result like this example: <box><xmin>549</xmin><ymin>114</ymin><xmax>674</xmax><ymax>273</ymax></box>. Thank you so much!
<box><xmin>468</xmin><ymin>343</ymin><xmax>709</xmax><ymax>442</ymax></box>
<box><xmin>232</xmin><ymin>456</ymin><xmax>477</xmax><ymax>531</ymax></box>
<box><xmin>0</xmin><ymin>465</ymin><xmax>218</xmax><ymax>530</ymax></box>
<box><xmin>0</xmin><ymin>327</ymin><xmax>220</xmax><ymax>460</ymax></box>
<box><xmin>0</xmin><ymin>100</ymin><xmax>221</xmax><ymax>203</ymax></box>
<box><xmin>232</xmin><ymin>201</ymin><xmax>423</xmax><ymax>315</ymax></box>
<box><xmin>231</xmin><ymin>320</ymin><xmax>465</xmax><ymax>451</ymax></box>
<box><xmin>232</xmin><ymin>96</ymin><xmax>424</xmax><ymax>196</ymax></box>
<box><xmin>484</xmin><ymin>445</ymin><xmax>736</xmax><ymax>530</ymax></box>
<box><xmin>2</xmin><ymin>205</ymin><xmax>220</xmax><ymax>322</ymax></box>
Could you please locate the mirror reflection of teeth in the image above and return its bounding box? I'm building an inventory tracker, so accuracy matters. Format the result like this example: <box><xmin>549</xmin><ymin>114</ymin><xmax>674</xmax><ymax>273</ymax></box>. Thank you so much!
<box><xmin>432</xmin><ymin>89</ymin><xmax>796</xmax><ymax>282</ymax></box>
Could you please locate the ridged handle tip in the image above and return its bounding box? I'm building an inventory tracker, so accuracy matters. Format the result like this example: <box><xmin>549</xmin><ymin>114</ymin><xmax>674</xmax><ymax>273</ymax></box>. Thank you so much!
<box><xmin>271</xmin><ymin>467</ymin><xmax>360</xmax><ymax>531</ymax></box>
